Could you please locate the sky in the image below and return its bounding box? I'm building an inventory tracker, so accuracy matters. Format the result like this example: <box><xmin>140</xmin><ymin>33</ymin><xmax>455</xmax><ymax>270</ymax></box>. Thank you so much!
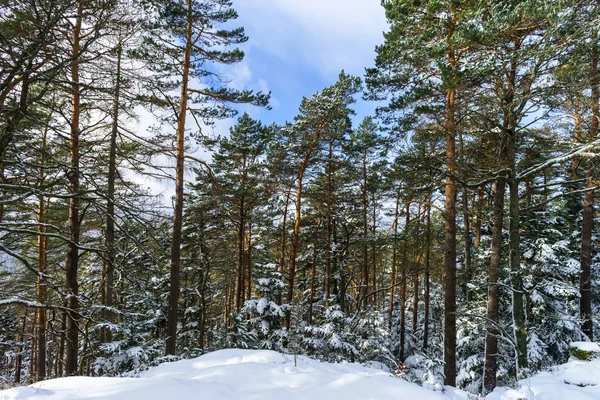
<box><xmin>225</xmin><ymin>0</ymin><xmax>388</xmax><ymax>125</ymax></box>
<box><xmin>136</xmin><ymin>0</ymin><xmax>389</xmax><ymax>203</ymax></box>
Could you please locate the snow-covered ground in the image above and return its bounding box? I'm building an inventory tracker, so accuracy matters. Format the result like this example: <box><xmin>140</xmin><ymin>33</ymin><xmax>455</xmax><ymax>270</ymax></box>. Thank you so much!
<box><xmin>488</xmin><ymin>356</ymin><xmax>600</xmax><ymax>400</ymax></box>
<box><xmin>0</xmin><ymin>349</ymin><xmax>466</xmax><ymax>400</ymax></box>
<box><xmin>2</xmin><ymin>349</ymin><xmax>600</xmax><ymax>400</ymax></box>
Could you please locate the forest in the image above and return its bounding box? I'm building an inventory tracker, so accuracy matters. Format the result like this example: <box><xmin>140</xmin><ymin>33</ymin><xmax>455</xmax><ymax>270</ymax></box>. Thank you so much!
<box><xmin>0</xmin><ymin>0</ymin><xmax>599</xmax><ymax>397</ymax></box>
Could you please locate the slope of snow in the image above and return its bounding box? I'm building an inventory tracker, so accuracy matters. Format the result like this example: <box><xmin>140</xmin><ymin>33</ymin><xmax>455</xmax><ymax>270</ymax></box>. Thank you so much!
<box><xmin>1</xmin><ymin>349</ymin><xmax>467</xmax><ymax>400</ymax></box>
<box><xmin>488</xmin><ymin>357</ymin><xmax>600</xmax><ymax>400</ymax></box>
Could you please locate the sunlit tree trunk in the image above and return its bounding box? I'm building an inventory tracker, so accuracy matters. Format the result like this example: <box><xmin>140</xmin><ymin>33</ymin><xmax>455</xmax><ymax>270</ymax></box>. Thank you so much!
<box><xmin>166</xmin><ymin>0</ymin><xmax>193</xmax><ymax>355</ymax></box>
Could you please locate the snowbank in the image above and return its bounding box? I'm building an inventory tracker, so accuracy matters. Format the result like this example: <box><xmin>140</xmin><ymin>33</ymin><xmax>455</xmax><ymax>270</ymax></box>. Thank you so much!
<box><xmin>570</xmin><ymin>342</ymin><xmax>600</xmax><ymax>353</ymax></box>
<box><xmin>488</xmin><ymin>356</ymin><xmax>600</xmax><ymax>400</ymax></box>
<box><xmin>0</xmin><ymin>349</ymin><xmax>467</xmax><ymax>400</ymax></box>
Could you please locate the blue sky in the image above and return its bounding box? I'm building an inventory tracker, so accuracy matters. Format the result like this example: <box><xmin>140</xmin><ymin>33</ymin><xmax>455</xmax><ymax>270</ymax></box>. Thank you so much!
<box><xmin>225</xmin><ymin>0</ymin><xmax>388</xmax><ymax>126</ymax></box>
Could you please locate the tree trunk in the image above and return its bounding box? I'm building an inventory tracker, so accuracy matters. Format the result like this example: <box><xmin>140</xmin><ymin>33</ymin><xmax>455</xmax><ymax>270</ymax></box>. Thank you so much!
<box><xmin>166</xmin><ymin>0</ymin><xmax>193</xmax><ymax>356</ymax></box>
<box><xmin>443</xmin><ymin>85</ymin><xmax>458</xmax><ymax>386</ymax></box>
<box><xmin>372</xmin><ymin>193</ymin><xmax>377</xmax><ymax>303</ymax></box>
<box><xmin>389</xmin><ymin>193</ymin><xmax>400</xmax><ymax>331</ymax></box>
<box><xmin>508</xmin><ymin>125</ymin><xmax>527</xmax><ymax>373</ymax></box>
<box><xmin>57</xmin><ymin>305</ymin><xmax>66</xmax><ymax>377</ymax></box>
<box><xmin>483</xmin><ymin>176</ymin><xmax>506</xmax><ymax>395</ymax></box>
<box><xmin>361</xmin><ymin>152</ymin><xmax>369</xmax><ymax>310</ymax></box>
<box><xmin>399</xmin><ymin>202</ymin><xmax>410</xmax><ymax>361</ymax></box>
<box><xmin>102</xmin><ymin>39</ymin><xmax>122</xmax><ymax>345</ymax></box>
<box><xmin>286</xmin><ymin>153</ymin><xmax>312</xmax><ymax>329</ymax></box>
<box><xmin>581</xmin><ymin>24</ymin><xmax>598</xmax><ymax>341</ymax></box>
<box><xmin>325</xmin><ymin>140</ymin><xmax>334</xmax><ymax>307</ymax></box>
<box><xmin>308</xmin><ymin>219</ymin><xmax>321</xmax><ymax>325</ymax></box>
<box><xmin>412</xmin><ymin>205</ymin><xmax>423</xmax><ymax>335</ymax></box>
<box><xmin>15</xmin><ymin>310</ymin><xmax>28</xmax><ymax>384</ymax></box>
<box><xmin>35</xmin><ymin>118</ymin><xmax>50</xmax><ymax>381</ymax></box>
<box><xmin>459</xmin><ymin>130</ymin><xmax>471</xmax><ymax>298</ymax></box>
<box><xmin>423</xmin><ymin>200</ymin><xmax>431</xmax><ymax>350</ymax></box>
<box><xmin>235</xmin><ymin>197</ymin><xmax>245</xmax><ymax>311</ymax></box>
<box><xmin>247</xmin><ymin>219</ymin><xmax>253</xmax><ymax>300</ymax></box>
<box><xmin>474</xmin><ymin>186</ymin><xmax>484</xmax><ymax>248</ymax></box>
<box><xmin>277</xmin><ymin>190</ymin><xmax>291</xmax><ymax>306</ymax></box>
<box><xmin>29</xmin><ymin>314</ymin><xmax>36</xmax><ymax>383</ymax></box>
<box><xmin>65</xmin><ymin>2</ymin><xmax>83</xmax><ymax>375</ymax></box>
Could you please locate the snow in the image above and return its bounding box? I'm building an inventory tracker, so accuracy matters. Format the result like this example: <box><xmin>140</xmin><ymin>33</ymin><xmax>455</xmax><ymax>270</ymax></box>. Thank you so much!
<box><xmin>6</xmin><ymin>349</ymin><xmax>600</xmax><ymax>400</ymax></box>
<box><xmin>570</xmin><ymin>342</ymin><xmax>600</xmax><ymax>353</ymax></box>
<box><xmin>0</xmin><ymin>349</ymin><xmax>467</xmax><ymax>400</ymax></box>
<box><xmin>488</xmin><ymin>356</ymin><xmax>600</xmax><ymax>400</ymax></box>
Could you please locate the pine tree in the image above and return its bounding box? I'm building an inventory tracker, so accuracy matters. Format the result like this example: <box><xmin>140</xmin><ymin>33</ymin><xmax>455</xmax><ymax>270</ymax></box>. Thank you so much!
<box><xmin>140</xmin><ymin>0</ymin><xmax>269</xmax><ymax>355</ymax></box>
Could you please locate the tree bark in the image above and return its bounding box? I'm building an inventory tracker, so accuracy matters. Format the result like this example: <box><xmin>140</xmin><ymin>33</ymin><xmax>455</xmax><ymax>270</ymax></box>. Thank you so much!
<box><xmin>360</xmin><ymin>151</ymin><xmax>369</xmax><ymax>310</ymax></box>
<box><xmin>508</xmin><ymin>129</ymin><xmax>527</xmax><ymax>372</ymax></box>
<box><xmin>15</xmin><ymin>310</ymin><xmax>28</xmax><ymax>384</ymax></box>
<box><xmin>277</xmin><ymin>190</ymin><xmax>291</xmax><ymax>306</ymax></box>
<box><xmin>325</xmin><ymin>140</ymin><xmax>334</xmax><ymax>307</ymax></box>
<box><xmin>372</xmin><ymin>192</ymin><xmax>378</xmax><ymax>303</ymax></box>
<box><xmin>308</xmin><ymin>219</ymin><xmax>321</xmax><ymax>325</ymax></box>
<box><xmin>581</xmin><ymin>23</ymin><xmax>598</xmax><ymax>341</ymax></box>
<box><xmin>247</xmin><ymin>219</ymin><xmax>253</xmax><ymax>300</ymax></box>
<box><xmin>483</xmin><ymin>175</ymin><xmax>506</xmax><ymax>395</ymax></box>
<box><xmin>166</xmin><ymin>0</ymin><xmax>193</xmax><ymax>356</ymax></box>
<box><xmin>65</xmin><ymin>1</ymin><xmax>83</xmax><ymax>375</ymax></box>
<box><xmin>102</xmin><ymin>39</ymin><xmax>122</xmax><ymax>345</ymax></box>
<box><xmin>285</xmin><ymin>152</ymin><xmax>313</xmax><ymax>329</ymax></box>
<box><xmin>474</xmin><ymin>186</ymin><xmax>484</xmax><ymax>248</ymax></box>
<box><xmin>443</xmin><ymin>85</ymin><xmax>458</xmax><ymax>386</ymax></box>
<box><xmin>399</xmin><ymin>202</ymin><xmax>410</xmax><ymax>361</ymax></box>
<box><xmin>35</xmin><ymin>117</ymin><xmax>50</xmax><ymax>381</ymax></box>
<box><xmin>388</xmin><ymin>193</ymin><xmax>400</xmax><ymax>331</ymax></box>
<box><xmin>459</xmin><ymin>130</ymin><xmax>471</xmax><ymax>298</ymax></box>
<box><xmin>235</xmin><ymin>197</ymin><xmax>245</xmax><ymax>311</ymax></box>
<box><xmin>423</xmin><ymin>200</ymin><xmax>431</xmax><ymax>350</ymax></box>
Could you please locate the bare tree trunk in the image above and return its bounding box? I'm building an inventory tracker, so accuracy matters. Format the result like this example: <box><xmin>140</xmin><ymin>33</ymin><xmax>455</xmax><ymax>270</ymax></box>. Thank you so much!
<box><xmin>223</xmin><ymin>279</ymin><xmax>229</xmax><ymax>328</ymax></box>
<box><xmin>443</xmin><ymin>83</ymin><xmax>458</xmax><ymax>386</ymax></box>
<box><xmin>235</xmin><ymin>197</ymin><xmax>245</xmax><ymax>311</ymax></box>
<box><xmin>286</xmin><ymin>153</ymin><xmax>311</xmax><ymax>329</ymax></box>
<box><xmin>474</xmin><ymin>186</ymin><xmax>484</xmax><ymax>248</ymax></box>
<box><xmin>308</xmin><ymin>219</ymin><xmax>321</xmax><ymax>325</ymax></box>
<box><xmin>65</xmin><ymin>2</ymin><xmax>83</xmax><ymax>375</ymax></box>
<box><xmin>247</xmin><ymin>218</ymin><xmax>253</xmax><ymax>300</ymax></box>
<box><xmin>508</xmin><ymin>129</ymin><xmax>527</xmax><ymax>372</ymax></box>
<box><xmin>277</xmin><ymin>190</ymin><xmax>291</xmax><ymax>306</ymax></box>
<box><xmin>388</xmin><ymin>193</ymin><xmax>400</xmax><ymax>331</ymax></box>
<box><xmin>361</xmin><ymin>152</ymin><xmax>369</xmax><ymax>310</ymax></box>
<box><xmin>423</xmin><ymin>200</ymin><xmax>431</xmax><ymax>350</ymax></box>
<box><xmin>166</xmin><ymin>0</ymin><xmax>194</xmax><ymax>356</ymax></box>
<box><xmin>399</xmin><ymin>203</ymin><xmax>410</xmax><ymax>361</ymax></box>
<box><xmin>29</xmin><ymin>316</ymin><xmax>36</xmax><ymax>383</ymax></box>
<box><xmin>581</xmin><ymin>25</ymin><xmax>598</xmax><ymax>341</ymax></box>
<box><xmin>35</xmin><ymin>119</ymin><xmax>50</xmax><ymax>381</ymax></box>
<box><xmin>325</xmin><ymin>140</ymin><xmax>334</xmax><ymax>306</ymax></box>
<box><xmin>412</xmin><ymin>204</ymin><xmax>423</xmax><ymax>335</ymax></box>
<box><xmin>57</xmin><ymin>306</ymin><xmax>66</xmax><ymax>377</ymax></box>
<box><xmin>483</xmin><ymin>176</ymin><xmax>506</xmax><ymax>395</ymax></box>
<box><xmin>372</xmin><ymin>193</ymin><xmax>377</xmax><ymax>304</ymax></box>
<box><xmin>15</xmin><ymin>310</ymin><xmax>28</xmax><ymax>384</ymax></box>
<box><xmin>334</xmin><ymin>219</ymin><xmax>345</xmax><ymax>312</ymax></box>
<box><xmin>101</xmin><ymin>39</ymin><xmax>123</xmax><ymax>345</ymax></box>
<box><xmin>459</xmin><ymin>130</ymin><xmax>471</xmax><ymax>298</ymax></box>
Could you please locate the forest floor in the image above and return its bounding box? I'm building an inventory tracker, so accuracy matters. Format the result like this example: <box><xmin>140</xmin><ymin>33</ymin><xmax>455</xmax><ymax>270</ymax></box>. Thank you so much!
<box><xmin>1</xmin><ymin>349</ymin><xmax>600</xmax><ymax>400</ymax></box>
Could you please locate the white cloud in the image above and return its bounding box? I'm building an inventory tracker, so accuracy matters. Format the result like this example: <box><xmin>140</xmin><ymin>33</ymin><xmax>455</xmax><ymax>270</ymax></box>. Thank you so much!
<box><xmin>235</xmin><ymin>0</ymin><xmax>388</xmax><ymax>77</ymax></box>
